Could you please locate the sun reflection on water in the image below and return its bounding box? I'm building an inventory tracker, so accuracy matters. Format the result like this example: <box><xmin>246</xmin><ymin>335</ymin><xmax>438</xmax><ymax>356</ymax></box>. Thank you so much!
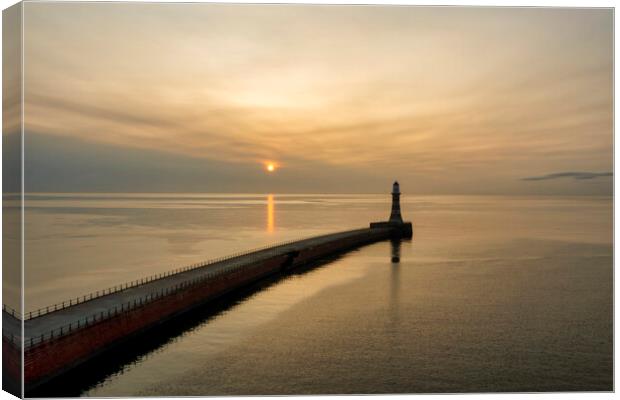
<box><xmin>266</xmin><ymin>194</ymin><xmax>275</xmax><ymax>233</ymax></box>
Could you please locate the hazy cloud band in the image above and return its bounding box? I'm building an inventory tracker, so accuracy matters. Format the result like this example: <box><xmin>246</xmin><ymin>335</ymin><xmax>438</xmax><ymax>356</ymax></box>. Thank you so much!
<box><xmin>522</xmin><ymin>172</ymin><xmax>613</xmax><ymax>181</ymax></box>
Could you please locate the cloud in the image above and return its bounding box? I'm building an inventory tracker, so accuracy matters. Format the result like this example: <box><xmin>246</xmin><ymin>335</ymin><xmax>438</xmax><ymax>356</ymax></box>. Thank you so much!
<box><xmin>522</xmin><ymin>171</ymin><xmax>612</xmax><ymax>181</ymax></box>
<box><xmin>19</xmin><ymin>4</ymin><xmax>613</xmax><ymax>195</ymax></box>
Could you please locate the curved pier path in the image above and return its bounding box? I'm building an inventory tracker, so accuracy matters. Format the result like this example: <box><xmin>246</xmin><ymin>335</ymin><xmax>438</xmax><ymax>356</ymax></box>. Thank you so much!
<box><xmin>3</xmin><ymin>221</ymin><xmax>412</xmax><ymax>393</ymax></box>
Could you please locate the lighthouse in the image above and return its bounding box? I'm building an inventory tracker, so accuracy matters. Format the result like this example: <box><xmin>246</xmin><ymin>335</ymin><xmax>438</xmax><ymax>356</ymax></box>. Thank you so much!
<box><xmin>389</xmin><ymin>181</ymin><xmax>403</xmax><ymax>224</ymax></box>
<box><xmin>369</xmin><ymin>181</ymin><xmax>413</xmax><ymax>238</ymax></box>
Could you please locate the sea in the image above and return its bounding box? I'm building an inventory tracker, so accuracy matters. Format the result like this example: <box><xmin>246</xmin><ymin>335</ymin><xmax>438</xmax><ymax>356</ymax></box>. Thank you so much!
<box><xmin>14</xmin><ymin>193</ymin><xmax>613</xmax><ymax>395</ymax></box>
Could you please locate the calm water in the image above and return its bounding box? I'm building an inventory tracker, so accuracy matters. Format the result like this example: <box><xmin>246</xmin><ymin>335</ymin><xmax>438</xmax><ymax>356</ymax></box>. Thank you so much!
<box><xmin>20</xmin><ymin>194</ymin><xmax>612</xmax><ymax>394</ymax></box>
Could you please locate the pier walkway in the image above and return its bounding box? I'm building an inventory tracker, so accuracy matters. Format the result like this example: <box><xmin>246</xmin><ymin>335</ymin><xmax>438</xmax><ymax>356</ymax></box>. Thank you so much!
<box><xmin>17</xmin><ymin>227</ymin><xmax>389</xmax><ymax>348</ymax></box>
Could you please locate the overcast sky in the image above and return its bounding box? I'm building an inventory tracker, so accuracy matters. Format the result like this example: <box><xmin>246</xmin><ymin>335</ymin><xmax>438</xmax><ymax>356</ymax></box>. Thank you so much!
<box><xmin>14</xmin><ymin>3</ymin><xmax>613</xmax><ymax>194</ymax></box>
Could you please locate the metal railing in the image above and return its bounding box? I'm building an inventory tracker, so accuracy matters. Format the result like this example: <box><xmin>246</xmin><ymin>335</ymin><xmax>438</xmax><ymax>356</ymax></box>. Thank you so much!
<box><xmin>2</xmin><ymin>304</ymin><xmax>21</xmax><ymax>319</ymax></box>
<box><xmin>23</xmin><ymin>227</ymin><xmax>390</xmax><ymax>352</ymax></box>
<box><xmin>3</xmin><ymin>305</ymin><xmax>22</xmax><ymax>348</ymax></box>
<box><xmin>23</xmin><ymin>262</ymin><xmax>243</xmax><ymax>351</ymax></box>
<box><xmin>20</xmin><ymin>227</ymin><xmax>375</xmax><ymax>321</ymax></box>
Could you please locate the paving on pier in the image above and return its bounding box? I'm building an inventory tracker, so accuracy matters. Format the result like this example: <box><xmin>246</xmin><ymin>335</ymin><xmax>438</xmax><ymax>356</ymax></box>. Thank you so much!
<box><xmin>20</xmin><ymin>227</ymin><xmax>390</xmax><ymax>343</ymax></box>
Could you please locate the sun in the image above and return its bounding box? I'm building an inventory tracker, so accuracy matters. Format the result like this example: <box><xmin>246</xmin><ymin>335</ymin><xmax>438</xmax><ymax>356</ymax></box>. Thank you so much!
<box><xmin>265</xmin><ymin>162</ymin><xmax>276</xmax><ymax>172</ymax></box>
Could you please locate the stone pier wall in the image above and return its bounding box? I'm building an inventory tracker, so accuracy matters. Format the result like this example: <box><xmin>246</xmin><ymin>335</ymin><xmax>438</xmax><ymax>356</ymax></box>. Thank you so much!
<box><xmin>23</xmin><ymin>228</ymin><xmax>392</xmax><ymax>391</ymax></box>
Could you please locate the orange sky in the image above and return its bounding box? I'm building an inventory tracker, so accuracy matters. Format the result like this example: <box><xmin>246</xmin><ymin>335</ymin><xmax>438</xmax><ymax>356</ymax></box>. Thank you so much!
<box><xmin>16</xmin><ymin>4</ymin><xmax>613</xmax><ymax>194</ymax></box>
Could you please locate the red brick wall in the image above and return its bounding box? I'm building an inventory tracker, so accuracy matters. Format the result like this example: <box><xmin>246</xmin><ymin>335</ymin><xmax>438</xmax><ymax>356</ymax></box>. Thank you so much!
<box><xmin>293</xmin><ymin>230</ymin><xmax>388</xmax><ymax>266</ymax></box>
<box><xmin>25</xmin><ymin>254</ymin><xmax>289</xmax><ymax>388</ymax></box>
<box><xmin>3</xmin><ymin>337</ymin><xmax>21</xmax><ymax>395</ymax></box>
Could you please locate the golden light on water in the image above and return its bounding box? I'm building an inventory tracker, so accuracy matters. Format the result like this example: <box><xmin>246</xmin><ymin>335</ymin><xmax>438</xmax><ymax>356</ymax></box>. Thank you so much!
<box><xmin>266</xmin><ymin>194</ymin><xmax>275</xmax><ymax>233</ymax></box>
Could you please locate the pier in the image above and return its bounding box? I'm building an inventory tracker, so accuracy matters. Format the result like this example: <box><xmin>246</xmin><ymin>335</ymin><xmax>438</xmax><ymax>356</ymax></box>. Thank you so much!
<box><xmin>3</xmin><ymin>183</ymin><xmax>412</xmax><ymax>394</ymax></box>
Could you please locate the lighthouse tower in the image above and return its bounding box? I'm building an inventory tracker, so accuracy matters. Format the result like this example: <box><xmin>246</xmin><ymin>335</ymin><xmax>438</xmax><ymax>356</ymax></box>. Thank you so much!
<box><xmin>389</xmin><ymin>181</ymin><xmax>403</xmax><ymax>224</ymax></box>
<box><xmin>369</xmin><ymin>181</ymin><xmax>413</xmax><ymax>238</ymax></box>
